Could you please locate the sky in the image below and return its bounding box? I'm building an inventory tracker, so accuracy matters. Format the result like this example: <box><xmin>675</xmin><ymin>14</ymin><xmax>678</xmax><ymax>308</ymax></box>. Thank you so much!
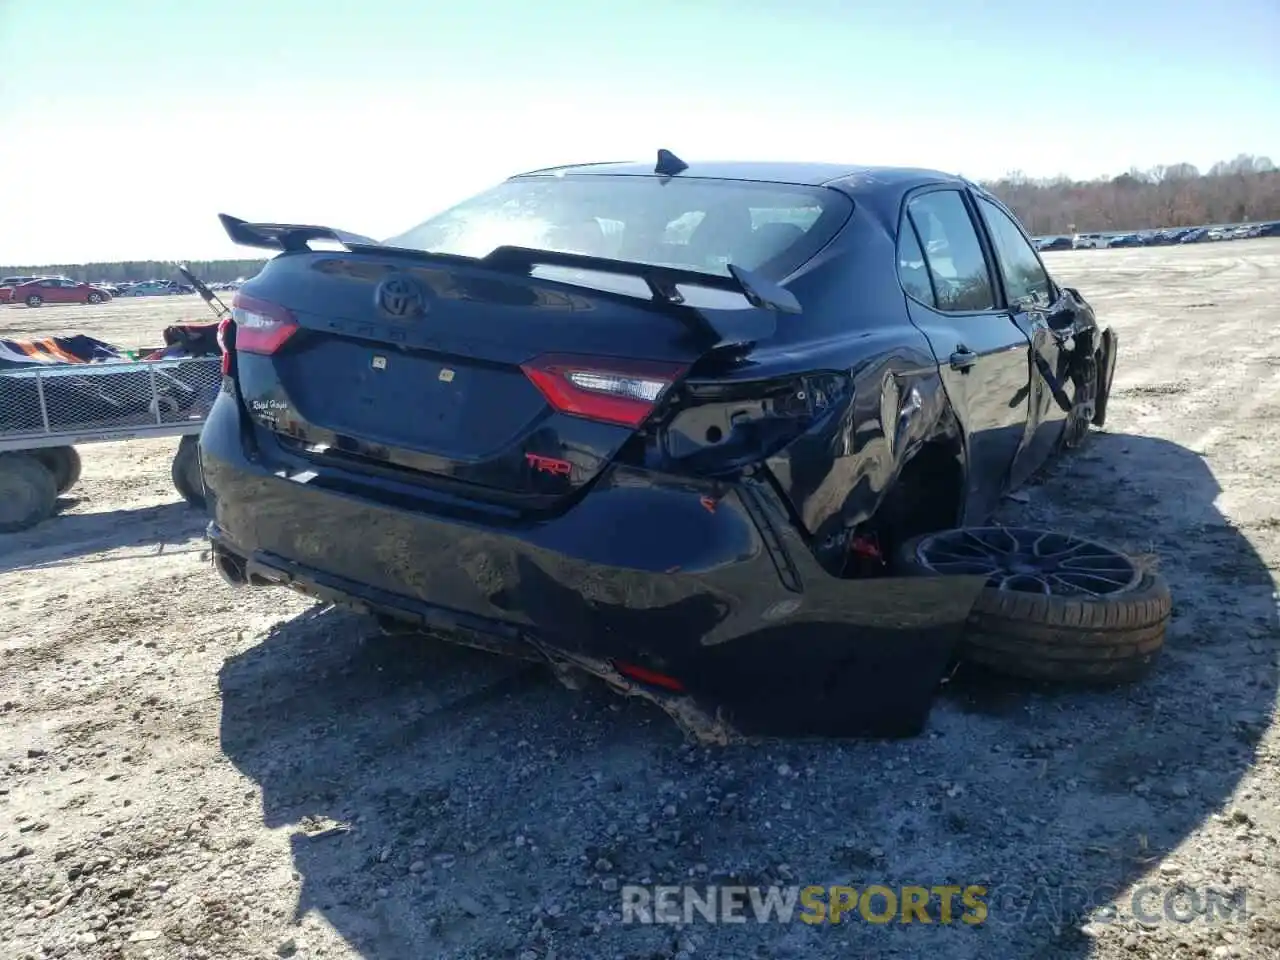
<box><xmin>0</xmin><ymin>0</ymin><xmax>1277</xmax><ymax>265</ymax></box>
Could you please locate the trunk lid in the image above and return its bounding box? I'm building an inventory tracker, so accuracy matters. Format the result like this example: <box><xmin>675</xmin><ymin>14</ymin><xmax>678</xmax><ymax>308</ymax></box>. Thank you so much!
<box><xmin>231</xmin><ymin>246</ymin><xmax>787</xmax><ymax>508</ymax></box>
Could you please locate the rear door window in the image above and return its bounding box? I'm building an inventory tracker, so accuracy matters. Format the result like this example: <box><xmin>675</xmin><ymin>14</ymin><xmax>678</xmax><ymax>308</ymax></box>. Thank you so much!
<box><xmin>896</xmin><ymin>216</ymin><xmax>935</xmax><ymax>306</ymax></box>
<box><xmin>905</xmin><ymin>191</ymin><xmax>996</xmax><ymax>312</ymax></box>
<box><xmin>976</xmin><ymin>197</ymin><xmax>1053</xmax><ymax>306</ymax></box>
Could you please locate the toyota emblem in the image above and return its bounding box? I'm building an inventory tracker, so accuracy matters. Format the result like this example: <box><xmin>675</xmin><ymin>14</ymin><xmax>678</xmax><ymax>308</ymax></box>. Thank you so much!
<box><xmin>375</xmin><ymin>275</ymin><xmax>424</xmax><ymax>318</ymax></box>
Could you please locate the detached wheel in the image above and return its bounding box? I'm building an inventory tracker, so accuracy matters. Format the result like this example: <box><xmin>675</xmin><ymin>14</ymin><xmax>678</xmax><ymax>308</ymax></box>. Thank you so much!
<box><xmin>897</xmin><ymin>527</ymin><xmax>1170</xmax><ymax>683</ymax></box>
<box><xmin>0</xmin><ymin>454</ymin><xmax>58</xmax><ymax>533</ymax></box>
<box><xmin>171</xmin><ymin>435</ymin><xmax>206</xmax><ymax>509</ymax></box>
<box><xmin>34</xmin><ymin>446</ymin><xmax>82</xmax><ymax>494</ymax></box>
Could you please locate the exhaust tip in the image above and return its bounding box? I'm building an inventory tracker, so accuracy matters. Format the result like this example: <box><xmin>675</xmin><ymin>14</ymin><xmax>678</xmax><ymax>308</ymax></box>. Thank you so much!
<box><xmin>213</xmin><ymin>549</ymin><xmax>248</xmax><ymax>586</ymax></box>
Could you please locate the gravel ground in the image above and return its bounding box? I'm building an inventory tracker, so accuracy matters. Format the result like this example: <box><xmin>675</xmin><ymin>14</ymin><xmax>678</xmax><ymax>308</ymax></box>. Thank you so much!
<box><xmin>2</xmin><ymin>242</ymin><xmax>1279</xmax><ymax>960</ymax></box>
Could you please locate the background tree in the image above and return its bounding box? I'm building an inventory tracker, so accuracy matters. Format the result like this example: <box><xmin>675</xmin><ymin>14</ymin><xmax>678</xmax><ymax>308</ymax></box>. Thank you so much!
<box><xmin>981</xmin><ymin>154</ymin><xmax>1280</xmax><ymax>234</ymax></box>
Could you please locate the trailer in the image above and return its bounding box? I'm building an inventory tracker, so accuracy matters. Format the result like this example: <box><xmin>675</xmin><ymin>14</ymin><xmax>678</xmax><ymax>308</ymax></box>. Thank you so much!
<box><xmin>0</xmin><ymin>354</ymin><xmax>221</xmax><ymax>532</ymax></box>
<box><xmin>0</xmin><ymin>264</ymin><xmax>228</xmax><ymax>534</ymax></box>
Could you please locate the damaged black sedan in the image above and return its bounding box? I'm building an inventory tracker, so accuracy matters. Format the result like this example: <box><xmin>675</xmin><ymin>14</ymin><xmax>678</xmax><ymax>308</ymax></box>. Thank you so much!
<box><xmin>201</xmin><ymin>153</ymin><xmax>1147</xmax><ymax>741</ymax></box>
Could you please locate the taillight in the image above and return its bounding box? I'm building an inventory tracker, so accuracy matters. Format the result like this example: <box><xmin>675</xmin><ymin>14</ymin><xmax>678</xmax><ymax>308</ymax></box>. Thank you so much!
<box><xmin>520</xmin><ymin>354</ymin><xmax>687</xmax><ymax>428</ymax></box>
<box><xmin>231</xmin><ymin>292</ymin><xmax>298</xmax><ymax>356</ymax></box>
<box><xmin>215</xmin><ymin>315</ymin><xmax>233</xmax><ymax>375</ymax></box>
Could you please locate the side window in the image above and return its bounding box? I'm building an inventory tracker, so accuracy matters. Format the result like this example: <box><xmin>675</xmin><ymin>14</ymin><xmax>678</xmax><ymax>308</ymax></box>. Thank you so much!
<box><xmin>977</xmin><ymin>197</ymin><xmax>1052</xmax><ymax>306</ymax></box>
<box><xmin>906</xmin><ymin>191</ymin><xmax>995</xmax><ymax>312</ymax></box>
<box><xmin>896</xmin><ymin>215</ymin><xmax>934</xmax><ymax>306</ymax></box>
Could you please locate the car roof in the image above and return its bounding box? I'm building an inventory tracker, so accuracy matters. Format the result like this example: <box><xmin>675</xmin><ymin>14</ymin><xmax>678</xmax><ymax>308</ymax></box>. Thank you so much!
<box><xmin>510</xmin><ymin>160</ymin><xmax>968</xmax><ymax>195</ymax></box>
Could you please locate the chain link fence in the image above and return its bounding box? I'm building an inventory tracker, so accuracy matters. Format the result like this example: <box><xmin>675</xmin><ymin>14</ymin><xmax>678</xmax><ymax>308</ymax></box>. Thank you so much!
<box><xmin>0</xmin><ymin>357</ymin><xmax>221</xmax><ymax>449</ymax></box>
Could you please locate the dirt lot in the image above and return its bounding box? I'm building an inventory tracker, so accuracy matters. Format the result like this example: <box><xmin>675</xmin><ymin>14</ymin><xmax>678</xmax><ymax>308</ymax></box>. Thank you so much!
<box><xmin>2</xmin><ymin>242</ymin><xmax>1279</xmax><ymax>960</ymax></box>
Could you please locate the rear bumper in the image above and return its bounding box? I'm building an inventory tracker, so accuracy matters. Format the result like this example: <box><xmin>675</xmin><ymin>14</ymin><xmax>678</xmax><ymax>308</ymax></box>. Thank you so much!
<box><xmin>200</xmin><ymin>392</ymin><xmax>988</xmax><ymax>738</ymax></box>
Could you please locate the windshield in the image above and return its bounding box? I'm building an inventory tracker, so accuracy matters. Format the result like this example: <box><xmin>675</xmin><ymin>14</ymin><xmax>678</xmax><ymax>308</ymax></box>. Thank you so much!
<box><xmin>385</xmin><ymin>175</ymin><xmax>852</xmax><ymax>281</ymax></box>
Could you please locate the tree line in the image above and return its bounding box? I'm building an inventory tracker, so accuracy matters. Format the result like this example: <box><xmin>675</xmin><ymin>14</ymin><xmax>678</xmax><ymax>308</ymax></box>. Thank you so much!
<box><xmin>0</xmin><ymin>259</ymin><xmax>270</xmax><ymax>285</ymax></box>
<box><xmin>4</xmin><ymin>155</ymin><xmax>1278</xmax><ymax>280</ymax></box>
<box><xmin>980</xmin><ymin>154</ymin><xmax>1279</xmax><ymax>236</ymax></box>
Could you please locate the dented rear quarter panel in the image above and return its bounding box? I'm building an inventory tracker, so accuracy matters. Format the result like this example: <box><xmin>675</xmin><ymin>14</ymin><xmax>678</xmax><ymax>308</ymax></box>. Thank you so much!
<box><xmin>738</xmin><ymin>201</ymin><xmax>970</xmax><ymax>549</ymax></box>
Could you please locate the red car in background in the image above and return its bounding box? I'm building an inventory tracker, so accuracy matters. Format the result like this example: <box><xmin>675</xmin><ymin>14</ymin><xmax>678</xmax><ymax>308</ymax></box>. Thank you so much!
<box><xmin>4</xmin><ymin>277</ymin><xmax>113</xmax><ymax>307</ymax></box>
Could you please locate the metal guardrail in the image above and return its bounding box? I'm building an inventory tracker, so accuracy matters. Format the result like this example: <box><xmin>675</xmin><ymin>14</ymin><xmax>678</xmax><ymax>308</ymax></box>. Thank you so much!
<box><xmin>0</xmin><ymin>356</ymin><xmax>221</xmax><ymax>452</ymax></box>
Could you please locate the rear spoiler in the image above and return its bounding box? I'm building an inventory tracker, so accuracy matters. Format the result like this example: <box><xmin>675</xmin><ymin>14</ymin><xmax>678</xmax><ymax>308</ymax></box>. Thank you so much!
<box><xmin>218</xmin><ymin>214</ymin><xmax>802</xmax><ymax>322</ymax></box>
<box><xmin>480</xmin><ymin>246</ymin><xmax>800</xmax><ymax>316</ymax></box>
<box><xmin>218</xmin><ymin>214</ymin><xmax>382</xmax><ymax>253</ymax></box>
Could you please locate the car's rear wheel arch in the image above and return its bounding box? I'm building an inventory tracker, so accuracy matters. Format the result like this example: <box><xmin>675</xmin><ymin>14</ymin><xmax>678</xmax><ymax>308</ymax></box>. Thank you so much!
<box><xmin>898</xmin><ymin>436</ymin><xmax>965</xmax><ymax>528</ymax></box>
<box><xmin>864</xmin><ymin>431</ymin><xmax>966</xmax><ymax>557</ymax></box>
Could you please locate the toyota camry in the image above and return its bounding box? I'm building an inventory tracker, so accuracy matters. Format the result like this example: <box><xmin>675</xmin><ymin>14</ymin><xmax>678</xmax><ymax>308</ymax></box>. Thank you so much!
<box><xmin>199</xmin><ymin>151</ymin><xmax>1126</xmax><ymax>739</ymax></box>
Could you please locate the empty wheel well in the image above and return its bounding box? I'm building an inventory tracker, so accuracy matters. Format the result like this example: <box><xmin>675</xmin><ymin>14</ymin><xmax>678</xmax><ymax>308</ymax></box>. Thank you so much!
<box><xmin>870</xmin><ymin>440</ymin><xmax>965</xmax><ymax>549</ymax></box>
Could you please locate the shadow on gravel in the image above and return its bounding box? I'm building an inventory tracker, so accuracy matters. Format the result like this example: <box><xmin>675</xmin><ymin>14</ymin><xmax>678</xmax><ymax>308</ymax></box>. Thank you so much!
<box><xmin>0</xmin><ymin>501</ymin><xmax>206</xmax><ymax>574</ymax></box>
<box><xmin>218</xmin><ymin>430</ymin><xmax>1278</xmax><ymax>960</ymax></box>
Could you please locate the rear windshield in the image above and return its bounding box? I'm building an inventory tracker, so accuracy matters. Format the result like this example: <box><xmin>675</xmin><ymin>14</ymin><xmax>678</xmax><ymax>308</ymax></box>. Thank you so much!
<box><xmin>384</xmin><ymin>175</ymin><xmax>852</xmax><ymax>281</ymax></box>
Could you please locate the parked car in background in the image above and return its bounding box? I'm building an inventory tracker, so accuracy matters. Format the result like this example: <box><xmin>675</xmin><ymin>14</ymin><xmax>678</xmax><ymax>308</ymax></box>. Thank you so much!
<box><xmin>0</xmin><ymin>275</ymin><xmax>39</xmax><ymax>303</ymax></box>
<box><xmin>1035</xmin><ymin>236</ymin><xmax>1072</xmax><ymax>251</ymax></box>
<box><xmin>1072</xmin><ymin>233</ymin><xmax>1107</xmax><ymax>249</ymax></box>
<box><xmin>1180</xmin><ymin>228</ymin><xmax>1209</xmax><ymax>244</ymax></box>
<box><xmin>1258</xmin><ymin>222</ymin><xmax>1280</xmax><ymax>237</ymax></box>
<box><xmin>117</xmin><ymin>279</ymin><xmax>181</xmax><ymax>297</ymax></box>
<box><xmin>8</xmin><ymin>276</ymin><xmax>113</xmax><ymax>307</ymax></box>
<box><xmin>1107</xmin><ymin>234</ymin><xmax>1144</xmax><ymax>248</ymax></box>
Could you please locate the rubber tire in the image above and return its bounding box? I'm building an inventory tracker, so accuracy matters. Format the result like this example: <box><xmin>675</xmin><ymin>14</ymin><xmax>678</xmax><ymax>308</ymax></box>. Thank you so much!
<box><xmin>0</xmin><ymin>454</ymin><xmax>58</xmax><ymax>533</ymax></box>
<box><xmin>87</xmin><ymin>292</ymin><xmax>103</xmax><ymax>304</ymax></box>
<box><xmin>25</xmin><ymin>294</ymin><xmax>42</xmax><ymax>307</ymax></box>
<box><xmin>34</xmin><ymin>446</ymin><xmax>82</xmax><ymax>494</ymax></box>
<box><xmin>896</xmin><ymin>532</ymin><xmax>1171</xmax><ymax>684</ymax></box>
<box><xmin>171</xmin><ymin>434</ymin><xmax>206</xmax><ymax>509</ymax></box>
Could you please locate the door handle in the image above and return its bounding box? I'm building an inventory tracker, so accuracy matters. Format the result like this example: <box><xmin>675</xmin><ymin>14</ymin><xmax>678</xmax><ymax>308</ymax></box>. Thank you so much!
<box><xmin>949</xmin><ymin>348</ymin><xmax>978</xmax><ymax>372</ymax></box>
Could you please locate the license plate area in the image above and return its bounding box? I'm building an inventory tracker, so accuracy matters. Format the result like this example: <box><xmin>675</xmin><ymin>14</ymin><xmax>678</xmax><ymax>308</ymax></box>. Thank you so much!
<box><xmin>345</xmin><ymin>353</ymin><xmax>467</xmax><ymax>442</ymax></box>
